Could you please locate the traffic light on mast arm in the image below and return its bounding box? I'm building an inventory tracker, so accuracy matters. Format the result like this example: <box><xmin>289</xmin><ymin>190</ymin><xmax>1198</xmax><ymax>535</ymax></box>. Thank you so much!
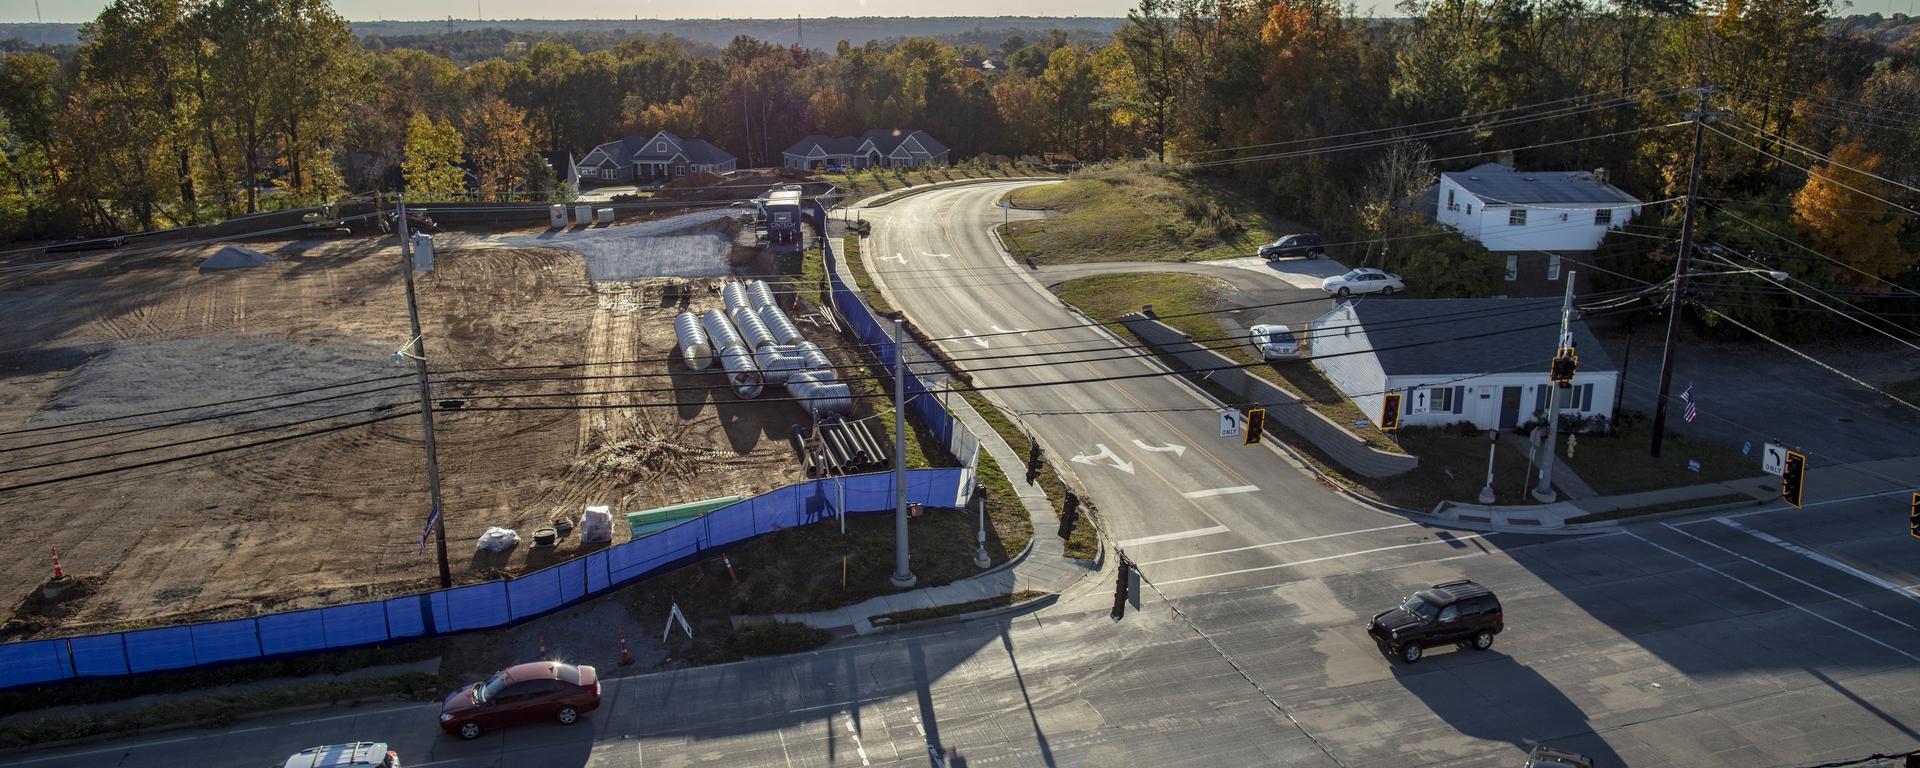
<box><xmin>1243</xmin><ymin>407</ymin><xmax>1266</xmax><ymax>445</ymax></box>
<box><xmin>1550</xmin><ymin>347</ymin><xmax>1578</xmax><ymax>384</ymax></box>
<box><xmin>1780</xmin><ymin>450</ymin><xmax>1807</xmax><ymax>508</ymax></box>
<box><xmin>1381</xmin><ymin>392</ymin><xmax>1402</xmax><ymax>432</ymax></box>
<box><xmin>1909</xmin><ymin>492</ymin><xmax>1919</xmax><ymax>542</ymax></box>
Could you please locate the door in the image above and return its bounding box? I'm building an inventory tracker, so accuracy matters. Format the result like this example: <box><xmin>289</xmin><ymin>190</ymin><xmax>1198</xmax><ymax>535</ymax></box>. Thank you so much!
<box><xmin>1499</xmin><ymin>386</ymin><xmax>1522</xmax><ymax>429</ymax></box>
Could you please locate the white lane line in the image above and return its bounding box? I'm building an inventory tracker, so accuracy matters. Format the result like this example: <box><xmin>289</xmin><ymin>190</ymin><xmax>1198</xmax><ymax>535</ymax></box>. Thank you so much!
<box><xmin>10</xmin><ymin>735</ymin><xmax>203</xmax><ymax>764</ymax></box>
<box><xmin>1157</xmin><ymin>533</ymin><xmax>1490</xmax><ymax>585</ymax></box>
<box><xmin>1117</xmin><ymin>525</ymin><xmax>1232</xmax><ymax>548</ymax></box>
<box><xmin>1662</xmin><ymin>523</ymin><xmax>1916</xmax><ymax>630</ymax></box>
<box><xmin>287</xmin><ymin>704</ymin><xmax>423</xmax><ymax>726</ymax></box>
<box><xmin>1717</xmin><ymin>518</ymin><xmax>1920</xmax><ymax>606</ymax></box>
<box><xmin>1181</xmin><ymin>485</ymin><xmax>1259</xmax><ymax>500</ymax></box>
<box><xmin>1139</xmin><ymin>522</ymin><xmax>1420</xmax><ymax>566</ymax></box>
<box><xmin>777</xmin><ymin>730</ymin><xmax>795</xmax><ymax>768</ymax></box>
<box><xmin>1677</xmin><ymin>488</ymin><xmax>1917</xmax><ymax>525</ymax></box>
<box><xmin>843</xmin><ymin>712</ymin><xmax>871</xmax><ymax>766</ymax></box>
<box><xmin>1623</xmin><ymin>530</ymin><xmax>1920</xmax><ymax>664</ymax></box>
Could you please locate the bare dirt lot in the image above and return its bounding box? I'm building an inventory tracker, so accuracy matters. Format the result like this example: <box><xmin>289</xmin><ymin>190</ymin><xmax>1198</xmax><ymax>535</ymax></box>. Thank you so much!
<box><xmin>0</xmin><ymin>222</ymin><xmax>857</xmax><ymax>638</ymax></box>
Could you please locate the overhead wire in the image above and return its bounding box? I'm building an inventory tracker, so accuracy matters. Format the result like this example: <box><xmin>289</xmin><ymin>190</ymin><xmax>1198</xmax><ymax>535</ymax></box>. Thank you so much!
<box><xmin>1705</xmin><ymin>202</ymin><xmax>1920</xmax><ymax>299</ymax></box>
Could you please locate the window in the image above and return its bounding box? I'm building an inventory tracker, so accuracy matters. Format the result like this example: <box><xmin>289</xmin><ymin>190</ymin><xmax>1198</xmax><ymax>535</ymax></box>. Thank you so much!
<box><xmin>1509</xmin><ymin>208</ymin><xmax>1528</xmax><ymax>226</ymax></box>
<box><xmin>1505</xmin><ymin>255</ymin><xmax>1518</xmax><ymax>282</ymax></box>
<box><xmin>1595</xmin><ymin>208</ymin><xmax>1613</xmax><ymax>226</ymax></box>
<box><xmin>1466</xmin><ymin>204</ymin><xmax>1473</xmax><ymax>215</ymax></box>
<box><xmin>656</xmin><ymin>142</ymin><xmax>667</xmax><ymax>152</ymax></box>
<box><xmin>1570</xmin><ymin>383</ymin><xmax>1594</xmax><ymax>411</ymax></box>
<box><xmin>1548</xmin><ymin>254</ymin><xmax>1562</xmax><ymax>281</ymax></box>
<box><xmin>1438</xmin><ymin>605</ymin><xmax>1459</xmax><ymax>623</ymax></box>
<box><xmin>1447</xmin><ymin>189</ymin><xmax>1458</xmax><ymax>211</ymax></box>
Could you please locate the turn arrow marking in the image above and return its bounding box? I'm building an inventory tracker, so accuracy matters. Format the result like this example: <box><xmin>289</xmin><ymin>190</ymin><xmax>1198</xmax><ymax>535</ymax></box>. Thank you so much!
<box><xmin>881</xmin><ymin>252</ymin><xmax>908</xmax><ymax>264</ymax></box>
<box><xmin>921</xmin><ymin>251</ymin><xmax>953</xmax><ymax>259</ymax></box>
<box><xmin>957</xmin><ymin>329</ymin><xmax>991</xmax><ymax>348</ymax></box>
<box><xmin>1132</xmin><ymin>440</ymin><xmax>1187</xmax><ymax>457</ymax></box>
<box><xmin>1070</xmin><ymin>443</ymin><xmax>1136</xmax><ymax>474</ymax></box>
<box><xmin>989</xmin><ymin>325</ymin><xmax>1030</xmax><ymax>336</ymax></box>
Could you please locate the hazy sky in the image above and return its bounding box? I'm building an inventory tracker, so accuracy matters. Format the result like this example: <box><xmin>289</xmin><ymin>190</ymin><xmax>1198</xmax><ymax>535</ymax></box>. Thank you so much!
<box><xmin>7</xmin><ymin>0</ymin><xmax>1915</xmax><ymax>24</ymax></box>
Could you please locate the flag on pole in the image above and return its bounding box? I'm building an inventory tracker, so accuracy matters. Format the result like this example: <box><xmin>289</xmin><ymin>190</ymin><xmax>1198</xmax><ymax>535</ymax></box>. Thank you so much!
<box><xmin>417</xmin><ymin>506</ymin><xmax>440</xmax><ymax>555</ymax></box>
<box><xmin>1679</xmin><ymin>384</ymin><xmax>1698</xmax><ymax>423</ymax></box>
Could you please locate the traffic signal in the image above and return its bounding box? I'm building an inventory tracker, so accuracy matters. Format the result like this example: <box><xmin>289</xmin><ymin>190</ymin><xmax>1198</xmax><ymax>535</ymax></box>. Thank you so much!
<box><xmin>1780</xmin><ymin>450</ymin><xmax>1807</xmax><ymax>508</ymax></box>
<box><xmin>1243</xmin><ymin>407</ymin><xmax>1266</xmax><ymax>445</ymax></box>
<box><xmin>1909</xmin><ymin>492</ymin><xmax>1919</xmax><ymax>542</ymax></box>
<box><xmin>1550</xmin><ymin>348</ymin><xmax>1579</xmax><ymax>384</ymax></box>
<box><xmin>1381</xmin><ymin>392</ymin><xmax>1403</xmax><ymax>432</ymax></box>
<box><xmin>1025</xmin><ymin>439</ymin><xmax>1044</xmax><ymax>483</ymax></box>
<box><xmin>1111</xmin><ymin>557</ymin><xmax>1132</xmax><ymax>621</ymax></box>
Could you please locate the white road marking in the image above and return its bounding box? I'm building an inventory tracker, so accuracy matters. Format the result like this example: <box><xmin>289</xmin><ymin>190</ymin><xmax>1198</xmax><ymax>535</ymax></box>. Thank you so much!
<box><xmin>1138</xmin><ymin>522</ymin><xmax>1421</xmax><ymax>566</ymax></box>
<box><xmin>1661</xmin><ymin>523</ymin><xmax>1915</xmax><ymax>630</ymax></box>
<box><xmin>1716</xmin><ymin>518</ymin><xmax>1920</xmax><ymax>605</ymax></box>
<box><xmin>777</xmin><ymin>730</ymin><xmax>795</xmax><ymax>768</ymax></box>
<box><xmin>10</xmin><ymin>735</ymin><xmax>204</xmax><ymax>764</ymax></box>
<box><xmin>1181</xmin><ymin>485</ymin><xmax>1258</xmax><ymax>500</ymax></box>
<box><xmin>843</xmin><ymin>712</ymin><xmax>871</xmax><ymax>766</ymax></box>
<box><xmin>922</xmin><ymin>251</ymin><xmax>952</xmax><ymax>259</ymax></box>
<box><xmin>955</xmin><ymin>329</ymin><xmax>991</xmax><ymax>348</ymax></box>
<box><xmin>1624</xmin><ymin>530</ymin><xmax>1920</xmax><ymax>664</ymax></box>
<box><xmin>287</xmin><ymin>704</ymin><xmax>421</xmax><ymax>726</ymax></box>
<box><xmin>1118</xmin><ymin>525</ymin><xmax>1232</xmax><ymax>548</ymax></box>
<box><xmin>1678</xmin><ymin>488</ymin><xmax>1917</xmax><ymax>525</ymax></box>
<box><xmin>1133</xmin><ymin>439</ymin><xmax>1189</xmax><ymax>457</ymax></box>
<box><xmin>1069</xmin><ymin>443</ymin><xmax>1135</xmax><ymax>474</ymax></box>
<box><xmin>882</xmin><ymin>252</ymin><xmax>908</xmax><ymax>264</ymax></box>
<box><xmin>1157</xmin><ymin>533</ymin><xmax>1491</xmax><ymax>585</ymax></box>
<box><xmin>989</xmin><ymin>324</ymin><xmax>1029</xmax><ymax>336</ymax></box>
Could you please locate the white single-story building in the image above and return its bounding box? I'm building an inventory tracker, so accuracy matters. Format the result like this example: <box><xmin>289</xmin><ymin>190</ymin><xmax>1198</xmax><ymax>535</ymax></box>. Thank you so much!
<box><xmin>578</xmin><ymin>130</ymin><xmax>736</xmax><ymax>184</ymax></box>
<box><xmin>1309</xmin><ymin>298</ymin><xmax>1617</xmax><ymax>431</ymax></box>
<box><xmin>782</xmin><ymin>130</ymin><xmax>951</xmax><ymax>171</ymax></box>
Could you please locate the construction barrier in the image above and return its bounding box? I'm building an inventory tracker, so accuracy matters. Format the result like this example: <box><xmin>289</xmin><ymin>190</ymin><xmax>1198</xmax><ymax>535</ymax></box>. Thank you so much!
<box><xmin>0</xmin><ymin>468</ymin><xmax>966</xmax><ymax>690</ymax></box>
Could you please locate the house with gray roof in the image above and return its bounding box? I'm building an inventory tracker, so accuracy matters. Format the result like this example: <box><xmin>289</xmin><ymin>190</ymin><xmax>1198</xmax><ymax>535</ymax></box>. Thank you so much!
<box><xmin>782</xmin><ymin>130</ymin><xmax>950</xmax><ymax>171</ymax></box>
<box><xmin>1428</xmin><ymin>163</ymin><xmax>1643</xmax><ymax>297</ymax></box>
<box><xmin>1308</xmin><ymin>298</ymin><xmax>1617</xmax><ymax>432</ymax></box>
<box><xmin>578</xmin><ymin>130</ymin><xmax>736</xmax><ymax>185</ymax></box>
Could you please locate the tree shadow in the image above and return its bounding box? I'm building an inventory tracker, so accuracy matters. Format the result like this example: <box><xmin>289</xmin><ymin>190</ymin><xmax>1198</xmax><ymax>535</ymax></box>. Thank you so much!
<box><xmin>1384</xmin><ymin>647</ymin><xmax>1626</xmax><ymax>766</ymax></box>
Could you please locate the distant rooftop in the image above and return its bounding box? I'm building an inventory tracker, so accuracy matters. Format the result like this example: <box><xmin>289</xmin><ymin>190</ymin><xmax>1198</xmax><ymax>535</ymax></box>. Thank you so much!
<box><xmin>1443</xmin><ymin>163</ymin><xmax>1640</xmax><ymax>206</ymax></box>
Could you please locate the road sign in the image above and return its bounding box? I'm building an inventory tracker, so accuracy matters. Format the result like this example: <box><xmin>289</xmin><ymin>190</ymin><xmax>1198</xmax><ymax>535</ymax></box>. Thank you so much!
<box><xmin>1411</xmin><ymin>387</ymin><xmax>1431</xmax><ymax>415</ymax></box>
<box><xmin>1219</xmin><ymin>410</ymin><xmax>1240</xmax><ymax>439</ymax></box>
<box><xmin>1687</xmin><ymin>459</ymin><xmax>1701</xmax><ymax>473</ymax></box>
<box><xmin>1761</xmin><ymin>442</ymin><xmax>1787</xmax><ymax>476</ymax></box>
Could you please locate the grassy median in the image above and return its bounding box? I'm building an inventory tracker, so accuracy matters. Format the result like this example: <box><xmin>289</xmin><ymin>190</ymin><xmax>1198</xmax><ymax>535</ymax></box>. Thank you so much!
<box><xmin>1001</xmin><ymin>171</ymin><xmax>1288</xmax><ymax>265</ymax></box>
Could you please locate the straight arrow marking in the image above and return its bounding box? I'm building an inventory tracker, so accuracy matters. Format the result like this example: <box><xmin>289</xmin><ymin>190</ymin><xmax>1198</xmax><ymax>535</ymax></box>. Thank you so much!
<box><xmin>956</xmin><ymin>329</ymin><xmax>990</xmax><ymax>348</ymax></box>
<box><xmin>1070</xmin><ymin>443</ymin><xmax>1135</xmax><ymax>474</ymax></box>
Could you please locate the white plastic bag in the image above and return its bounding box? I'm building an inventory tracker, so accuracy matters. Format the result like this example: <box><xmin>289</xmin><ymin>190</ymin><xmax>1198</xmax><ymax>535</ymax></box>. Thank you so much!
<box><xmin>475</xmin><ymin>526</ymin><xmax>520</xmax><ymax>552</ymax></box>
<box><xmin>580</xmin><ymin>506</ymin><xmax>615</xmax><ymax>543</ymax></box>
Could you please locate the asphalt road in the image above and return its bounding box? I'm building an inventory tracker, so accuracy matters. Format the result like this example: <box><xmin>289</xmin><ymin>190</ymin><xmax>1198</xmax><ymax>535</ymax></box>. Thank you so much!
<box><xmin>20</xmin><ymin>492</ymin><xmax>1919</xmax><ymax>767</ymax></box>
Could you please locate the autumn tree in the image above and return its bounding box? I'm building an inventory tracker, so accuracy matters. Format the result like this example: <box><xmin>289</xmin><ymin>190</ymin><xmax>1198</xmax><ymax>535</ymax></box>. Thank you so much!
<box><xmin>463</xmin><ymin>97</ymin><xmax>534</xmax><ymax>200</ymax></box>
<box><xmin>1789</xmin><ymin>140</ymin><xmax>1913</xmax><ymax>290</ymax></box>
<box><xmin>402</xmin><ymin>113</ymin><xmax>466</xmax><ymax>200</ymax></box>
<box><xmin>1117</xmin><ymin>0</ymin><xmax>1188</xmax><ymax>160</ymax></box>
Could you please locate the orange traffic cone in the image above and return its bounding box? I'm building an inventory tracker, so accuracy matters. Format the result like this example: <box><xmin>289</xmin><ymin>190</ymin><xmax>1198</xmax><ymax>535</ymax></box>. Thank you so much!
<box><xmin>537</xmin><ymin>635</ymin><xmax>548</xmax><ymax>659</ymax></box>
<box><xmin>618</xmin><ymin>629</ymin><xmax>634</xmax><ymax>666</ymax></box>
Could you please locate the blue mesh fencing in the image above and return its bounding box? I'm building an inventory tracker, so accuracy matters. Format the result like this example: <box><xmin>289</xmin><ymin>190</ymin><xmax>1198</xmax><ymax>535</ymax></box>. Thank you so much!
<box><xmin>123</xmin><ymin>626</ymin><xmax>198</xmax><ymax>674</ymax></box>
<box><xmin>257</xmin><ymin>610</ymin><xmax>328</xmax><ymax>656</ymax></box>
<box><xmin>0</xmin><ymin>640</ymin><xmax>69</xmax><ymax>686</ymax></box>
<box><xmin>67</xmin><ymin>634</ymin><xmax>129</xmax><ymax>678</ymax></box>
<box><xmin>188</xmin><ymin>619</ymin><xmax>262</xmax><ymax>665</ymax></box>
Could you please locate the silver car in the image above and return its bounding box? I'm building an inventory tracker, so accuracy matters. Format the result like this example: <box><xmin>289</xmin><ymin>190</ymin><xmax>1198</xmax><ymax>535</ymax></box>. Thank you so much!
<box><xmin>1248</xmin><ymin>324</ymin><xmax>1302</xmax><ymax>360</ymax></box>
<box><xmin>1322</xmin><ymin>268</ymin><xmax>1405</xmax><ymax>297</ymax></box>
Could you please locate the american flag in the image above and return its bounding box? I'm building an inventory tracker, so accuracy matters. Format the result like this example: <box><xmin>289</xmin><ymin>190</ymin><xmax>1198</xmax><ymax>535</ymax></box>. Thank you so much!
<box><xmin>417</xmin><ymin>506</ymin><xmax>440</xmax><ymax>555</ymax></box>
<box><xmin>1679</xmin><ymin>384</ymin><xmax>1698</xmax><ymax>424</ymax></box>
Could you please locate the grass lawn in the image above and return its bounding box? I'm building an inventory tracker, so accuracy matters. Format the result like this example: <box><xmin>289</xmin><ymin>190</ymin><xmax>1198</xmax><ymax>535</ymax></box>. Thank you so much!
<box><xmin>1559</xmin><ymin>415</ymin><xmax>1760</xmax><ymax>495</ymax></box>
<box><xmin>1000</xmin><ymin>171</ymin><xmax>1289</xmax><ymax>265</ymax></box>
<box><xmin>1051</xmin><ymin>272</ymin><xmax>1401</xmax><ymax>453</ymax></box>
<box><xmin>1392</xmin><ymin>428</ymin><xmax>1561</xmax><ymax>510</ymax></box>
<box><xmin>960</xmin><ymin>388</ymin><xmax>1101</xmax><ymax>560</ymax></box>
<box><xmin>1889</xmin><ymin>376</ymin><xmax>1920</xmax><ymax>406</ymax></box>
<box><xmin>817</xmin><ymin>162</ymin><xmax>1053</xmax><ymax>202</ymax></box>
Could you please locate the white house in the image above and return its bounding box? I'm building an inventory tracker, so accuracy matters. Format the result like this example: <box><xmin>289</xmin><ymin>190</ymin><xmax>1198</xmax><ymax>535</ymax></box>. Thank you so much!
<box><xmin>1433</xmin><ymin>163</ymin><xmax>1641</xmax><ymax>253</ymax></box>
<box><xmin>782</xmin><ymin>130</ymin><xmax>951</xmax><ymax>171</ymax></box>
<box><xmin>1309</xmin><ymin>298</ymin><xmax>1618</xmax><ymax>431</ymax></box>
<box><xmin>578</xmin><ymin>130</ymin><xmax>736</xmax><ymax>184</ymax></box>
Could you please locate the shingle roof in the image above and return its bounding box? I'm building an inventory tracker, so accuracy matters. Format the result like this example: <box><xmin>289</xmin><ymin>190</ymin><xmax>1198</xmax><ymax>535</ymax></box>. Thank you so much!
<box><xmin>584</xmin><ymin>132</ymin><xmax>734</xmax><ymax>167</ymax></box>
<box><xmin>1346</xmin><ymin>298</ymin><xmax>1615</xmax><ymax>376</ymax></box>
<box><xmin>1443</xmin><ymin>163</ymin><xmax>1639</xmax><ymax>206</ymax></box>
<box><xmin>784</xmin><ymin>130</ymin><xmax>948</xmax><ymax>158</ymax></box>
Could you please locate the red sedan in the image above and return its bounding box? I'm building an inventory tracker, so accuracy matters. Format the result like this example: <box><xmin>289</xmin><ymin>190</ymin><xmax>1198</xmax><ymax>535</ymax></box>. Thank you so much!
<box><xmin>439</xmin><ymin>661</ymin><xmax>601</xmax><ymax>740</ymax></box>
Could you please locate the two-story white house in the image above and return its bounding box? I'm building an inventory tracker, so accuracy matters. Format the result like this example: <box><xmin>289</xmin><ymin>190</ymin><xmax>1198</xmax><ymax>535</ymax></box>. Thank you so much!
<box><xmin>1429</xmin><ymin>163</ymin><xmax>1642</xmax><ymax>297</ymax></box>
<box><xmin>1308</xmin><ymin>298</ymin><xmax>1618</xmax><ymax>431</ymax></box>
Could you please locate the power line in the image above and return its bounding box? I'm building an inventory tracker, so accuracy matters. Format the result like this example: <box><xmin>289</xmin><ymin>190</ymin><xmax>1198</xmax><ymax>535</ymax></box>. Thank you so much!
<box><xmin>1697</xmin><ymin>243</ymin><xmax>1920</xmax><ymax>347</ymax></box>
<box><xmin>1706</xmin><ymin>123</ymin><xmax>1920</xmax><ymax>219</ymax></box>
<box><xmin>1689</xmin><ymin>301</ymin><xmax>1920</xmax><ymax>414</ymax></box>
<box><xmin>1706</xmin><ymin>202</ymin><xmax>1920</xmax><ymax>299</ymax></box>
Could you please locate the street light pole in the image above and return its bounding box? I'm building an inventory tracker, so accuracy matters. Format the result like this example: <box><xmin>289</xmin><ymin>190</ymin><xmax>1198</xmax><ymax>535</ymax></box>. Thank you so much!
<box><xmin>397</xmin><ymin>199</ymin><xmax>453</xmax><ymax>589</ymax></box>
<box><xmin>1650</xmin><ymin>81</ymin><xmax>1719</xmax><ymax>458</ymax></box>
<box><xmin>890</xmin><ymin>318</ymin><xmax>916</xmax><ymax>589</ymax></box>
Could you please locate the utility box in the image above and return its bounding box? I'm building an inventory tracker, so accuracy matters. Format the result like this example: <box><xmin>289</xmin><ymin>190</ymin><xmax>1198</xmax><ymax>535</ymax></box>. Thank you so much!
<box><xmin>574</xmin><ymin>204</ymin><xmax>592</xmax><ymax>225</ymax></box>
<box><xmin>410</xmin><ymin>232</ymin><xmax>433</xmax><ymax>272</ymax></box>
<box><xmin>595</xmin><ymin>207</ymin><xmax>614</xmax><ymax>225</ymax></box>
<box><xmin>548</xmin><ymin>204</ymin><xmax>568</xmax><ymax>228</ymax></box>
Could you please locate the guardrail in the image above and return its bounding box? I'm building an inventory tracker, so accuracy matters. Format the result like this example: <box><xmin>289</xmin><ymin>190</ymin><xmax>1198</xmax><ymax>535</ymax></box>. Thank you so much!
<box><xmin>0</xmin><ymin>469</ymin><xmax>967</xmax><ymax>690</ymax></box>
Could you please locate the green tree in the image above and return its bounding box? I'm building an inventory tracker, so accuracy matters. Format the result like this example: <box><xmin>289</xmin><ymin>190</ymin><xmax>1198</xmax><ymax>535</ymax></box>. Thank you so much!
<box><xmin>1393</xmin><ymin>227</ymin><xmax>1505</xmax><ymax>297</ymax></box>
<box><xmin>1117</xmin><ymin>0</ymin><xmax>1187</xmax><ymax>161</ymax></box>
<box><xmin>402</xmin><ymin>113</ymin><xmax>466</xmax><ymax>200</ymax></box>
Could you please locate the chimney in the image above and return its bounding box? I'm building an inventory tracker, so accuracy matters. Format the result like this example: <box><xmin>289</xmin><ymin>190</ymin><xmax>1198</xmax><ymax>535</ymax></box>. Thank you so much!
<box><xmin>1496</xmin><ymin>149</ymin><xmax>1516</xmax><ymax>168</ymax></box>
<box><xmin>1592</xmin><ymin>167</ymin><xmax>1610</xmax><ymax>185</ymax></box>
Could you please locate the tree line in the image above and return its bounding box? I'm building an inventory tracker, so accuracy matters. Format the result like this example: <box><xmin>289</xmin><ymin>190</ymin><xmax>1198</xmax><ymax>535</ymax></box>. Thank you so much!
<box><xmin>0</xmin><ymin>0</ymin><xmax>1915</xmax><ymax>334</ymax></box>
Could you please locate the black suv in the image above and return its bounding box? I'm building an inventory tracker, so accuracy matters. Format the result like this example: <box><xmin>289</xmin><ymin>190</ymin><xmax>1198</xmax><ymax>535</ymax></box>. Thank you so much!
<box><xmin>1366</xmin><ymin>579</ymin><xmax>1503</xmax><ymax>664</ymax></box>
<box><xmin>1258</xmin><ymin>233</ymin><xmax>1326</xmax><ymax>260</ymax></box>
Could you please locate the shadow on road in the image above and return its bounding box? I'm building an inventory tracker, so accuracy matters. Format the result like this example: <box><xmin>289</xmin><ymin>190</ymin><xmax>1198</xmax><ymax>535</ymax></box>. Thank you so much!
<box><xmin>1387</xmin><ymin>647</ymin><xmax>1625</xmax><ymax>765</ymax></box>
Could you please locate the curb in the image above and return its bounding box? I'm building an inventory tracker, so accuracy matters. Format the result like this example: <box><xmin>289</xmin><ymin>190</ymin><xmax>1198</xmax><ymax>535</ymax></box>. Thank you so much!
<box><xmin>851</xmin><ymin>176</ymin><xmax>1058</xmax><ymax>209</ymax></box>
<box><xmin>1</xmin><ymin>692</ymin><xmax>423</xmax><ymax>756</ymax></box>
<box><xmin>862</xmin><ymin>592</ymin><xmax>1061</xmax><ymax>635</ymax></box>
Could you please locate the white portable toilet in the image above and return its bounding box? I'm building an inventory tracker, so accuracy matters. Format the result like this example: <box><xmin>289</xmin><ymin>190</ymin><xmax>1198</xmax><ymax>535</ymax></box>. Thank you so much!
<box><xmin>409</xmin><ymin>232</ymin><xmax>433</xmax><ymax>272</ymax></box>
<box><xmin>595</xmin><ymin>207</ymin><xmax>614</xmax><ymax>225</ymax></box>
<box><xmin>574</xmin><ymin>204</ymin><xmax>592</xmax><ymax>225</ymax></box>
<box><xmin>548</xmin><ymin>204</ymin><xmax>568</xmax><ymax>228</ymax></box>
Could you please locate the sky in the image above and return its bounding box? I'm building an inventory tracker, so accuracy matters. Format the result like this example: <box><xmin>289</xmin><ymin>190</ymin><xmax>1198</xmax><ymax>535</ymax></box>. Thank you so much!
<box><xmin>6</xmin><ymin>0</ymin><xmax>1915</xmax><ymax>23</ymax></box>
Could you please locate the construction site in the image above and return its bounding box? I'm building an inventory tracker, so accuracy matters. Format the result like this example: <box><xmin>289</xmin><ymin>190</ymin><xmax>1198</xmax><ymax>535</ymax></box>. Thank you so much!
<box><xmin>0</xmin><ymin>200</ymin><xmax>886</xmax><ymax>639</ymax></box>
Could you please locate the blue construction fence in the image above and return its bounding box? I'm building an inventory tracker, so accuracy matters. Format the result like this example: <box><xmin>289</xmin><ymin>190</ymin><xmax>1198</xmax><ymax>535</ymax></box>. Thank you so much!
<box><xmin>0</xmin><ymin>468</ymin><xmax>967</xmax><ymax>691</ymax></box>
<box><xmin>822</xmin><ymin>239</ymin><xmax>980</xmax><ymax>478</ymax></box>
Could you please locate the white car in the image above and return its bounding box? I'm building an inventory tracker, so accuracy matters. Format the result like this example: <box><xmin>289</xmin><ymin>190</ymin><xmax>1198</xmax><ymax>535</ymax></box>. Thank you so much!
<box><xmin>1248</xmin><ymin>324</ymin><xmax>1302</xmax><ymax>360</ymax></box>
<box><xmin>1322</xmin><ymin>268</ymin><xmax>1405</xmax><ymax>297</ymax></box>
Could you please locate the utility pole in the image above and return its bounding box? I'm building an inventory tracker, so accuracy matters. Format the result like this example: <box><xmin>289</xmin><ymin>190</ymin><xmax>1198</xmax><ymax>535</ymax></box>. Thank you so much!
<box><xmin>890</xmin><ymin>319</ymin><xmax>916</xmax><ymax>589</ymax></box>
<box><xmin>1533</xmin><ymin>272</ymin><xmax>1577</xmax><ymax>503</ymax></box>
<box><xmin>1650</xmin><ymin>80</ymin><xmax>1725</xmax><ymax>458</ymax></box>
<box><xmin>397</xmin><ymin>199</ymin><xmax>453</xmax><ymax>589</ymax></box>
